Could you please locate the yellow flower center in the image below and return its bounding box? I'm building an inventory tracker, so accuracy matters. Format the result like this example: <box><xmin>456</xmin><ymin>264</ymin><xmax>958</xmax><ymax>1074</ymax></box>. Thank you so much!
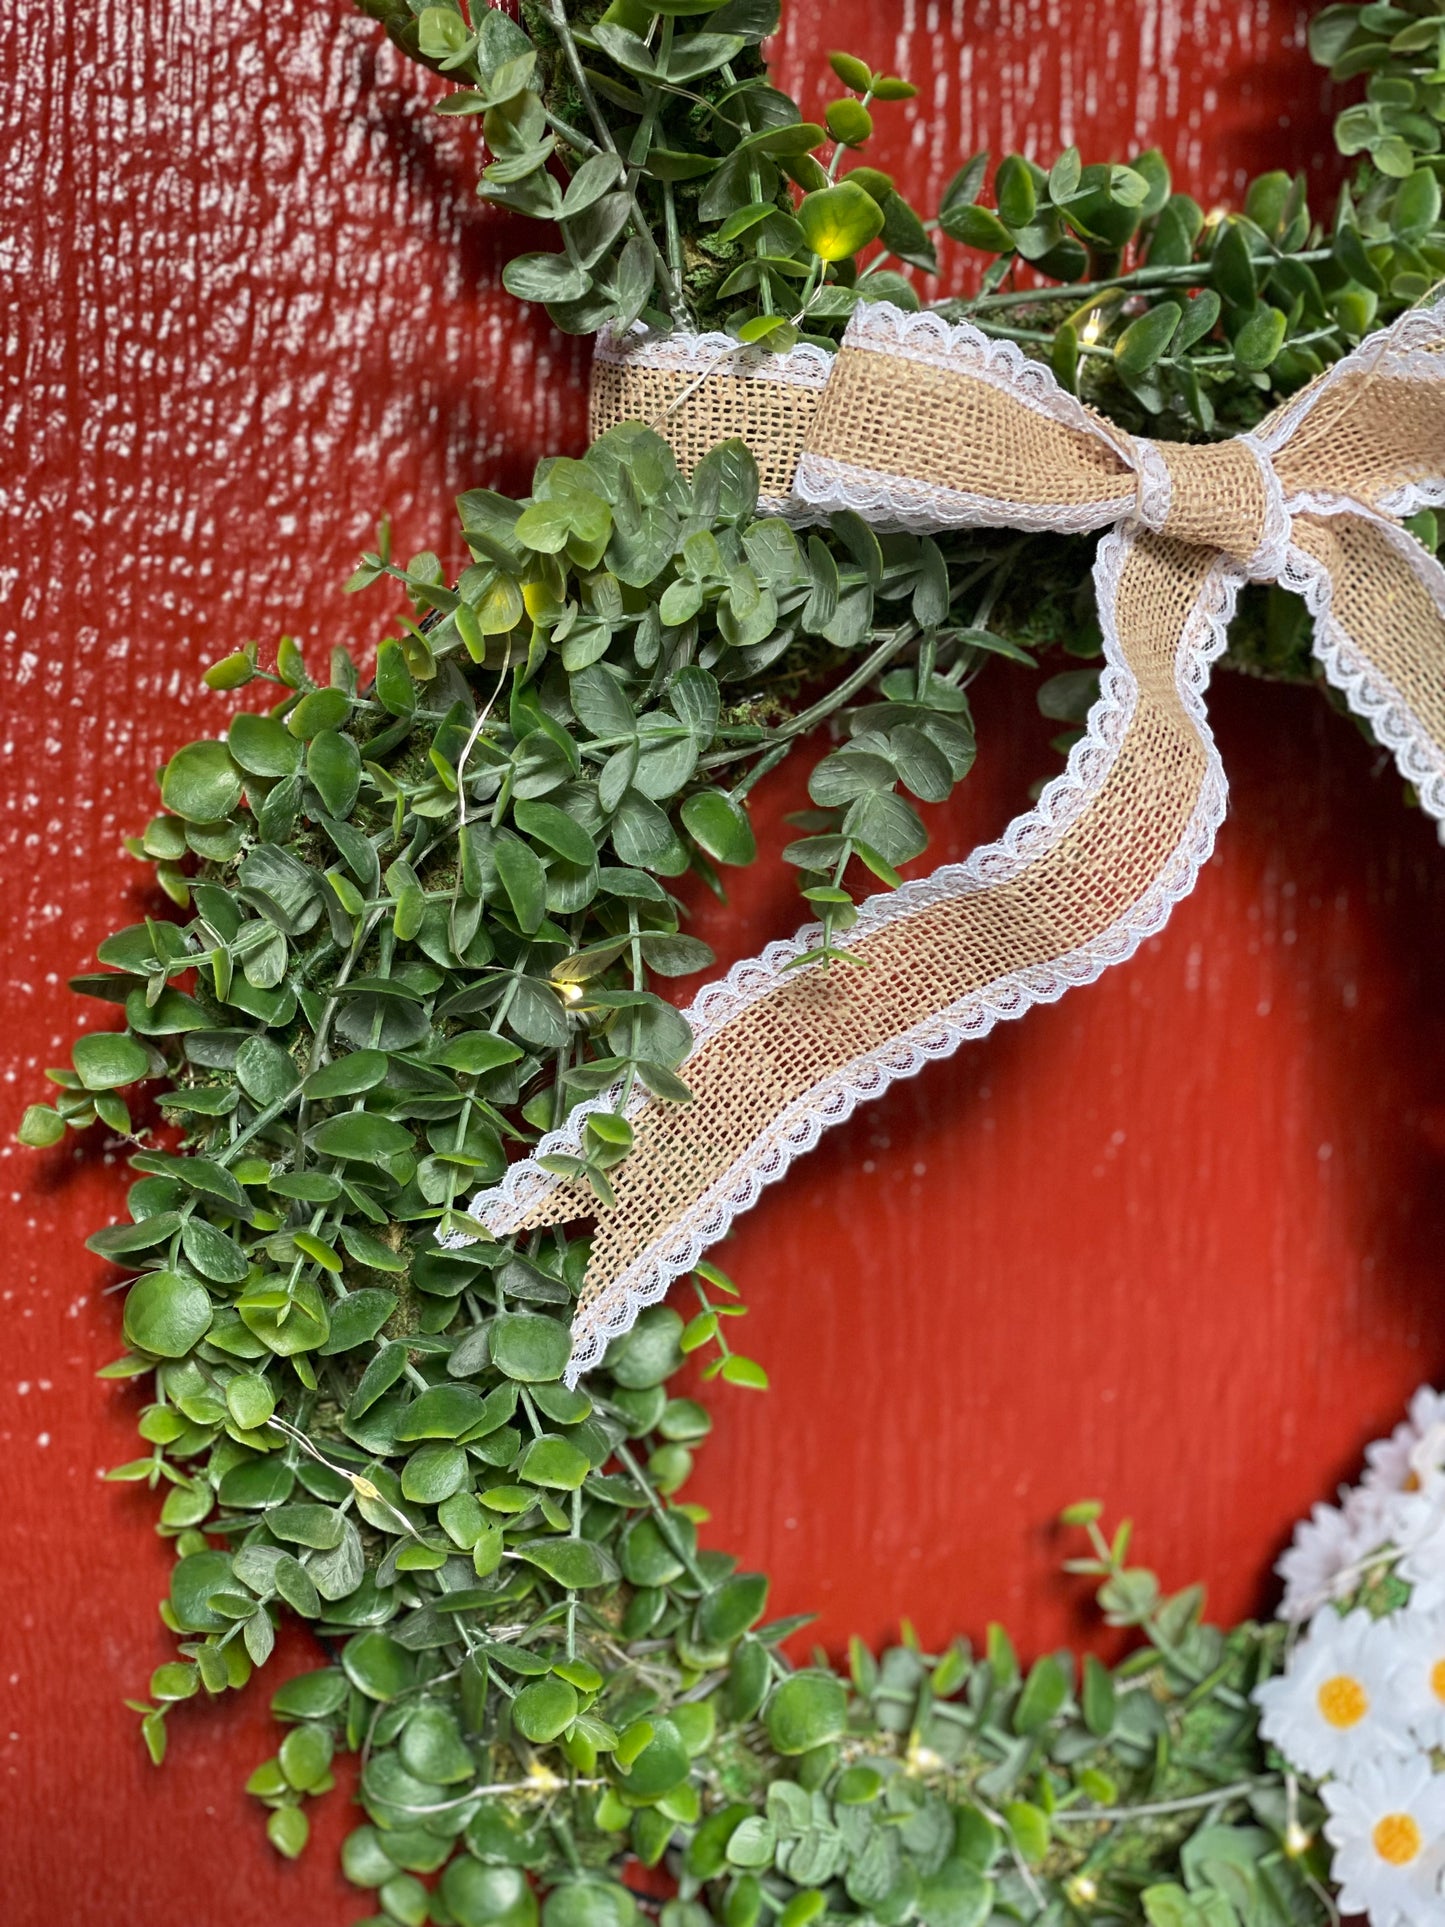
<box><xmin>1373</xmin><ymin>1812</ymin><xmax>1423</xmax><ymax>1867</ymax></box>
<box><xmin>1317</xmin><ymin>1673</ymin><xmax>1369</xmax><ymax>1728</ymax></box>
<box><xmin>1430</xmin><ymin>1658</ymin><xmax>1445</xmax><ymax>1704</ymax></box>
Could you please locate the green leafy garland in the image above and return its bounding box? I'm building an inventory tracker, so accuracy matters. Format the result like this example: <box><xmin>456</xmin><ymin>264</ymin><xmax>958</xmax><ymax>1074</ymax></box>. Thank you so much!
<box><xmin>22</xmin><ymin>4</ymin><xmax>1445</xmax><ymax>1923</ymax></box>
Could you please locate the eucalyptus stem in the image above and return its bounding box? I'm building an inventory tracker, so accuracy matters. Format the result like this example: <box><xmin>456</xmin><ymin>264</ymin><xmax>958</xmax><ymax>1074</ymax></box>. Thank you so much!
<box><xmin>944</xmin><ymin>246</ymin><xmax>1335</xmax><ymax>318</ymax></box>
<box><xmin>543</xmin><ymin>0</ymin><xmax>690</xmax><ymax>324</ymax></box>
<box><xmin>700</xmin><ymin>618</ymin><xmax>920</xmax><ymax>774</ymax></box>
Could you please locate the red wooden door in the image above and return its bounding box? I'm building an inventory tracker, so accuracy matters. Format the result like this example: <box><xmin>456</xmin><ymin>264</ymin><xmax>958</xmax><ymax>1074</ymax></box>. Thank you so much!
<box><xmin>6</xmin><ymin>4</ymin><xmax>1442</xmax><ymax>1922</ymax></box>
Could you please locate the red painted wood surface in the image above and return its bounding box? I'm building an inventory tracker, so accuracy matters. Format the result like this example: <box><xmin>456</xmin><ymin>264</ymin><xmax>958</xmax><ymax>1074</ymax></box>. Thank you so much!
<box><xmin>3</xmin><ymin>4</ymin><xmax>1439</xmax><ymax>1921</ymax></box>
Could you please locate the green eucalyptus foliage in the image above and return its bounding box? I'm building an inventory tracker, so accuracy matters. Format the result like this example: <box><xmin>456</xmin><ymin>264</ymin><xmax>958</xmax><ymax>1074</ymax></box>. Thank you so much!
<box><xmin>21</xmin><ymin>4</ymin><xmax>1421</xmax><ymax>1923</ymax></box>
<box><xmin>356</xmin><ymin>0</ymin><xmax>926</xmax><ymax>346</ymax></box>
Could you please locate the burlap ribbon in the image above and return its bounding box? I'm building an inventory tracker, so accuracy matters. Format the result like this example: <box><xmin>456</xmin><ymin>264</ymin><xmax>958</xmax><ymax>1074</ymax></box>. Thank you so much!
<box><xmin>469</xmin><ymin>297</ymin><xmax>1445</xmax><ymax>1384</ymax></box>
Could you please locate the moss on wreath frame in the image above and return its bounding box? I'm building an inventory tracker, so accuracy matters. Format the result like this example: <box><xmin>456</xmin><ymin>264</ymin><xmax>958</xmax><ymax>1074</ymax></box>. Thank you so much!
<box><xmin>22</xmin><ymin>2</ymin><xmax>1445</xmax><ymax>1922</ymax></box>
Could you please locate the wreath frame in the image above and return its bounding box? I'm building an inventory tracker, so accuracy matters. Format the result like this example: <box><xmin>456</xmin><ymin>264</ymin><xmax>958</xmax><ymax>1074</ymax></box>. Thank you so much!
<box><xmin>21</xmin><ymin>4</ymin><xmax>1445</xmax><ymax>1924</ymax></box>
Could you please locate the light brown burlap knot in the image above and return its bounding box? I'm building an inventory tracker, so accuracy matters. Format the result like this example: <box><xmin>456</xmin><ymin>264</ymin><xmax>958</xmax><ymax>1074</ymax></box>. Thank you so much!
<box><xmin>469</xmin><ymin>297</ymin><xmax>1445</xmax><ymax>1384</ymax></box>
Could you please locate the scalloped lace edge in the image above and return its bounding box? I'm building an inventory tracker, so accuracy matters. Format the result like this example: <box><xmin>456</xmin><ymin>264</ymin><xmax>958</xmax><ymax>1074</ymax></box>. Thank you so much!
<box><xmin>594</xmin><ymin>320</ymin><xmax>834</xmax><ymax>390</ymax></box>
<box><xmin>793</xmin><ymin>453</ymin><xmax>1132</xmax><ymax>536</ymax></box>
<box><xmin>1281</xmin><ymin>503</ymin><xmax>1445</xmax><ymax>829</ymax></box>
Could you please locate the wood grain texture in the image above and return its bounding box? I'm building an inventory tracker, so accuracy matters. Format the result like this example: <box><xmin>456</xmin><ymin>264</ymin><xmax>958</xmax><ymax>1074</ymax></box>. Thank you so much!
<box><xmin>4</xmin><ymin>3</ymin><xmax>1439</xmax><ymax>1921</ymax></box>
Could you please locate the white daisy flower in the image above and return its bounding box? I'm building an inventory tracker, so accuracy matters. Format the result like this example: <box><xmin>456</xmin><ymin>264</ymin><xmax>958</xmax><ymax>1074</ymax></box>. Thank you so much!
<box><xmin>1322</xmin><ymin>1756</ymin><xmax>1445</xmax><ymax>1927</ymax></box>
<box><xmin>1395</xmin><ymin>1492</ymin><xmax>1445</xmax><ymax>1615</ymax></box>
<box><xmin>1255</xmin><ymin>1609</ymin><xmax>1410</xmax><ymax>1779</ymax></box>
<box><xmin>1365</xmin><ymin>1388</ymin><xmax>1445</xmax><ymax>1497</ymax></box>
<box><xmin>1277</xmin><ymin>1492</ymin><xmax>1397</xmax><ymax>1624</ymax></box>
<box><xmin>1388</xmin><ymin>1612</ymin><xmax>1445</xmax><ymax>1751</ymax></box>
<box><xmin>1278</xmin><ymin>1502</ymin><xmax>1366</xmax><ymax>1624</ymax></box>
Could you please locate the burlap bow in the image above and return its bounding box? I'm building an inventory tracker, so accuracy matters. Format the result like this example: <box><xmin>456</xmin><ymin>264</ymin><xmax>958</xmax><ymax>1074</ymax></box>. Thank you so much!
<box><xmin>470</xmin><ymin>297</ymin><xmax>1445</xmax><ymax>1384</ymax></box>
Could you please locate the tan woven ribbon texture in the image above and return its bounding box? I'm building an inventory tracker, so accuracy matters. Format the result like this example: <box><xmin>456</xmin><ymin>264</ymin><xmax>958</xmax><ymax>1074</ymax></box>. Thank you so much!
<box><xmin>469</xmin><ymin>298</ymin><xmax>1445</xmax><ymax>1384</ymax></box>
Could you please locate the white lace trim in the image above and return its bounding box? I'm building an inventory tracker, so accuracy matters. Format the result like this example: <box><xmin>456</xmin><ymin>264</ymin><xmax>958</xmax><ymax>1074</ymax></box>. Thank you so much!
<box><xmin>793</xmin><ymin>453</ymin><xmax>1132</xmax><ymax>536</ymax></box>
<box><xmin>1278</xmin><ymin>502</ymin><xmax>1445</xmax><ymax>829</ymax></box>
<box><xmin>1131</xmin><ymin>438</ymin><xmax>1173</xmax><ymax>534</ymax></box>
<box><xmin>594</xmin><ymin>321</ymin><xmax>835</xmax><ymax>390</ymax></box>
<box><xmin>1240</xmin><ymin>431</ymin><xmax>1294</xmax><ymax>579</ymax></box>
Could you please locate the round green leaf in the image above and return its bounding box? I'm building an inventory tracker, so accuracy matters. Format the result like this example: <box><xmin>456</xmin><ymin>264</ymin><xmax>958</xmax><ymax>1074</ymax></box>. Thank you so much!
<box><xmin>306</xmin><ymin>729</ymin><xmax>362</xmax><ymax>818</ymax></box>
<box><xmin>514</xmin><ymin>1536</ymin><xmax>620</xmax><ymax>1590</ymax></box>
<box><xmin>73</xmin><ymin>1031</ymin><xmax>150</xmax><ymax>1091</ymax></box>
<box><xmin>203</xmin><ymin>650</ymin><xmax>256</xmax><ymax>691</ymax></box>
<box><xmin>605</xmin><ymin>1306</ymin><xmax>683</xmax><ymax>1389</ymax></box>
<box><xmin>724</xmin><ymin>1815</ymin><xmax>776</xmax><ymax>1868</ymax></box>
<box><xmin>305</xmin><ymin>1111</ymin><xmax>414</xmax><ymax>1160</ymax></box>
<box><xmin>303</xmin><ymin>1050</ymin><xmax>390</xmax><ymax>1100</ymax></box>
<box><xmin>393</xmin><ymin>1383</ymin><xmax>487</xmax><ymax>1440</ymax></box>
<box><xmin>285</xmin><ymin>686</ymin><xmax>350</xmax><ymax>739</ymax></box>
<box><xmin>437</xmin><ymin>1034</ymin><xmax>525</xmax><ymax>1075</ymax></box>
<box><xmin>160</xmin><ymin>740</ymin><xmax>243</xmax><ymax>822</ymax></box>
<box><xmin>615</xmin><ymin>1717</ymin><xmax>690</xmax><ymax>1799</ymax></box>
<box><xmin>150</xmin><ymin>1661</ymin><xmax>199</xmax><ymax>1702</ymax></box>
<box><xmin>764</xmin><ymin>1672</ymin><xmax>847</xmax><ymax>1755</ymax></box>
<box><xmin>271</xmin><ymin>1668</ymin><xmax>348</xmax><ymax>1722</ymax></box>
<box><xmin>229</xmin><ymin>711</ymin><xmax>302</xmax><ymax>777</ymax></box>
<box><xmin>342</xmin><ymin>1824</ymin><xmax>398</xmax><ymax>1890</ymax></box>
<box><xmin>995</xmin><ymin>154</ymin><xmax>1037</xmax><ymax>229</ymax></box>
<box><xmin>399</xmin><ymin>1703</ymin><xmax>474</xmax><ymax>1785</ymax></box>
<box><xmin>123</xmin><ymin>1270</ymin><xmax>213</xmax><ymax>1358</ymax></box>
<box><xmin>828</xmin><ymin>51</ymin><xmax>872</xmax><ymax>90</ymax></box>
<box><xmin>239</xmin><ymin>1274</ymin><xmax>331</xmax><ymax>1355</ymax></box>
<box><xmin>699</xmin><ymin>1571</ymin><xmax>768</xmax><ymax>1646</ymax></box>
<box><xmin>400</xmin><ymin>1442</ymin><xmax>468</xmax><ymax>1504</ymax></box>
<box><xmin>441</xmin><ymin>1859</ymin><xmax>540</xmax><ymax>1927</ymax></box>
<box><xmin>504</xmin><ymin>252</ymin><xmax>593</xmax><ymax>305</ymax></box>
<box><xmin>490</xmin><ymin>1311</ymin><xmax>572</xmax><ymax>1383</ymax></box>
<box><xmin>517</xmin><ymin>1433</ymin><xmax>591</xmax><ymax>1490</ymax></box>
<box><xmin>937</xmin><ymin>202</ymin><xmax>1015</xmax><ymax>252</ymax></box>
<box><xmin>620</xmin><ymin>1516</ymin><xmax>686</xmax><ymax>1588</ymax></box>
<box><xmin>797</xmin><ymin>182</ymin><xmax>885</xmax><ymax>261</ymax></box>
<box><xmin>541</xmin><ymin>1882</ymin><xmax>637</xmax><ymax>1927</ymax></box>
<box><xmin>1113</xmin><ymin>301</ymin><xmax>1181</xmax><ymax>375</ymax></box>
<box><xmin>17</xmin><ymin>1103</ymin><xmax>65</xmax><ymax>1147</ymax></box>
<box><xmin>916</xmin><ymin>1863</ymin><xmax>995</xmax><ymax>1927</ymax></box>
<box><xmin>1003</xmin><ymin>1799</ymin><xmax>1050</xmax><ymax>1863</ymax></box>
<box><xmin>512</xmin><ymin>1676</ymin><xmax>579</xmax><ymax>1744</ymax></box>
<box><xmin>225</xmin><ymin>1373</ymin><xmax>276</xmax><ymax>1431</ymax></box>
<box><xmin>266</xmin><ymin>1805</ymin><xmax>309</xmax><ymax>1859</ymax></box>
<box><xmin>343</xmin><ymin>1630</ymin><xmax>414</xmax><ymax>1702</ymax></box>
<box><xmin>825</xmin><ymin>98</ymin><xmax>873</xmax><ymax>146</ymax></box>
<box><xmin>169</xmin><ymin>1549</ymin><xmax>235</xmax><ymax>1632</ymax></box>
<box><xmin>1233</xmin><ymin>304</ymin><xmax>1288</xmax><ymax>373</ymax></box>
<box><xmin>681</xmin><ymin>789</ymin><xmax>756</xmax><ymax>866</ymax></box>
<box><xmin>279</xmin><ymin>1722</ymin><xmax>334</xmax><ymax>1790</ymax></box>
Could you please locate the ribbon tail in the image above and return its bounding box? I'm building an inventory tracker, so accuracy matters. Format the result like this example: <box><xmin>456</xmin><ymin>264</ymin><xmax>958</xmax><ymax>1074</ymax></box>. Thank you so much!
<box><xmin>1289</xmin><ymin>510</ymin><xmax>1445</xmax><ymax>827</ymax></box>
<box><xmin>467</xmin><ymin>532</ymin><xmax>1238</xmax><ymax>1385</ymax></box>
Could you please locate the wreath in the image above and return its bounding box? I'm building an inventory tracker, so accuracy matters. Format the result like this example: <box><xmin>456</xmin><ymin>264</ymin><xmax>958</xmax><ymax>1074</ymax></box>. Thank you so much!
<box><xmin>22</xmin><ymin>4</ymin><xmax>1445</xmax><ymax>1924</ymax></box>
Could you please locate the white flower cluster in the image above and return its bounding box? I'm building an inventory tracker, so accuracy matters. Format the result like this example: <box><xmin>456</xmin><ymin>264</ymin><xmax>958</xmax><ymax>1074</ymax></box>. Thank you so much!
<box><xmin>1256</xmin><ymin>1388</ymin><xmax>1445</xmax><ymax>1926</ymax></box>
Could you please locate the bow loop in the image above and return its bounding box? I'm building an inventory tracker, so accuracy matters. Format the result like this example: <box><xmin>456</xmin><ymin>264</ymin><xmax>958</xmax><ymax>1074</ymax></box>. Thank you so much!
<box><xmin>1129</xmin><ymin>433</ymin><xmax>1291</xmax><ymax>578</ymax></box>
